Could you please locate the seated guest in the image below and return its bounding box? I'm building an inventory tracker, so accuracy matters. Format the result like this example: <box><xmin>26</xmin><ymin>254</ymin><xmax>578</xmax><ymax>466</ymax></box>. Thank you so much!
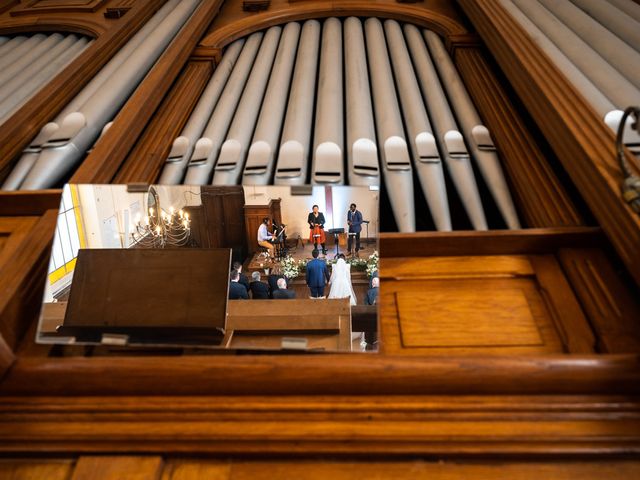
<box><xmin>233</xmin><ymin>261</ymin><xmax>250</xmax><ymax>292</ymax></box>
<box><xmin>229</xmin><ymin>269</ymin><xmax>248</xmax><ymax>300</ymax></box>
<box><xmin>249</xmin><ymin>271</ymin><xmax>269</xmax><ymax>299</ymax></box>
<box><xmin>272</xmin><ymin>278</ymin><xmax>296</xmax><ymax>299</ymax></box>
<box><xmin>365</xmin><ymin>276</ymin><xmax>379</xmax><ymax>305</ymax></box>
<box><xmin>369</xmin><ymin>269</ymin><xmax>378</xmax><ymax>289</ymax></box>
<box><xmin>267</xmin><ymin>265</ymin><xmax>287</xmax><ymax>298</ymax></box>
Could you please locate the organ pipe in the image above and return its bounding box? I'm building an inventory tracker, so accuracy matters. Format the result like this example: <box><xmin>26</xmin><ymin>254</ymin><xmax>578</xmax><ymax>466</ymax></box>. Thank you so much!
<box><xmin>184</xmin><ymin>32</ymin><xmax>264</xmax><ymax>185</ymax></box>
<box><xmin>403</xmin><ymin>24</ymin><xmax>487</xmax><ymax>230</ymax></box>
<box><xmin>384</xmin><ymin>20</ymin><xmax>451</xmax><ymax>231</ymax></box>
<box><xmin>569</xmin><ymin>0</ymin><xmax>640</xmax><ymax>50</ymax></box>
<box><xmin>311</xmin><ymin>17</ymin><xmax>344</xmax><ymax>184</ymax></box>
<box><xmin>510</xmin><ymin>0</ymin><xmax>640</xmax><ymax>109</ymax></box>
<box><xmin>0</xmin><ymin>35</ymin><xmax>44</xmax><ymax>72</ymax></box>
<box><xmin>425</xmin><ymin>31</ymin><xmax>520</xmax><ymax>230</ymax></box>
<box><xmin>213</xmin><ymin>26</ymin><xmax>283</xmax><ymax>185</ymax></box>
<box><xmin>274</xmin><ymin>20</ymin><xmax>321</xmax><ymax>185</ymax></box>
<box><xmin>344</xmin><ymin>16</ymin><xmax>379</xmax><ymax>187</ymax></box>
<box><xmin>0</xmin><ymin>36</ymin><xmax>89</xmax><ymax>122</ymax></box>
<box><xmin>3</xmin><ymin>0</ymin><xmax>181</xmax><ymax>191</ymax></box>
<box><xmin>19</xmin><ymin>0</ymin><xmax>200</xmax><ymax>190</ymax></box>
<box><xmin>364</xmin><ymin>17</ymin><xmax>415</xmax><ymax>232</ymax></box>
<box><xmin>539</xmin><ymin>0</ymin><xmax>640</xmax><ymax>89</ymax></box>
<box><xmin>242</xmin><ymin>22</ymin><xmax>301</xmax><ymax>185</ymax></box>
<box><xmin>159</xmin><ymin>39</ymin><xmax>245</xmax><ymax>185</ymax></box>
<box><xmin>607</xmin><ymin>0</ymin><xmax>640</xmax><ymax>24</ymax></box>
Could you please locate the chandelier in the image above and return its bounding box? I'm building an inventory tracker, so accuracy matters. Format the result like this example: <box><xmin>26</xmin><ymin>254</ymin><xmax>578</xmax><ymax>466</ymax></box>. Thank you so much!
<box><xmin>131</xmin><ymin>187</ymin><xmax>191</xmax><ymax>248</ymax></box>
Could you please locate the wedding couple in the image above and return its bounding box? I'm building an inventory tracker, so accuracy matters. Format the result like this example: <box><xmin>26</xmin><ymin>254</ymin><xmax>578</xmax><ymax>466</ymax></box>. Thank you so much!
<box><xmin>305</xmin><ymin>250</ymin><xmax>357</xmax><ymax>305</ymax></box>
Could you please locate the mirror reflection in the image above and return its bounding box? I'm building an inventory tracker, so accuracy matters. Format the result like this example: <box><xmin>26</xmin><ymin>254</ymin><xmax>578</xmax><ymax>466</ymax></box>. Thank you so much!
<box><xmin>37</xmin><ymin>184</ymin><xmax>379</xmax><ymax>352</ymax></box>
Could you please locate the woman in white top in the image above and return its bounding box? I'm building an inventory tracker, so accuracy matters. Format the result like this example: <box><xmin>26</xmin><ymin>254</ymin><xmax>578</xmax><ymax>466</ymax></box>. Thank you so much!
<box><xmin>328</xmin><ymin>254</ymin><xmax>357</xmax><ymax>305</ymax></box>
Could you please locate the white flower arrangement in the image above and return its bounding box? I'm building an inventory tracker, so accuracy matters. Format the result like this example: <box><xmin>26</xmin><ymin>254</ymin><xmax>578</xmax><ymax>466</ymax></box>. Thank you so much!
<box><xmin>366</xmin><ymin>250</ymin><xmax>379</xmax><ymax>277</ymax></box>
<box><xmin>280</xmin><ymin>255</ymin><xmax>301</xmax><ymax>279</ymax></box>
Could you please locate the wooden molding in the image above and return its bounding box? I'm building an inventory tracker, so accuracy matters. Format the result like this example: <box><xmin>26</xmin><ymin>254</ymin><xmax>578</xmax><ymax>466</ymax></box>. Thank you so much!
<box><xmin>114</xmin><ymin>61</ymin><xmax>213</xmax><ymax>183</ymax></box>
<box><xmin>10</xmin><ymin>0</ymin><xmax>109</xmax><ymax>16</ymax></box>
<box><xmin>0</xmin><ymin>190</ymin><xmax>61</xmax><ymax>216</ymax></box>
<box><xmin>454</xmin><ymin>47</ymin><xmax>582</xmax><ymax>227</ymax></box>
<box><xmin>71</xmin><ymin>0</ymin><xmax>225</xmax><ymax>184</ymax></box>
<box><xmin>457</xmin><ymin>0</ymin><xmax>640</xmax><ymax>286</ymax></box>
<box><xmin>2</xmin><ymin>353</ymin><xmax>639</xmax><ymax>396</ymax></box>
<box><xmin>199</xmin><ymin>0</ymin><xmax>468</xmax><ymax>50</ymax></box>
<box><xmin>0</xmin><ymin>0</ymin><xmax>166</xmax><ymax>183</ymax></box>
<box><xmin>0</xmin><ymin>395</ymin><xmax>639</xmax><ymax>455</ymax></box>
<box><xmin>558</xmin><ymin>248</ymin><xmax>640</xmax><ymax>353</ymax></box>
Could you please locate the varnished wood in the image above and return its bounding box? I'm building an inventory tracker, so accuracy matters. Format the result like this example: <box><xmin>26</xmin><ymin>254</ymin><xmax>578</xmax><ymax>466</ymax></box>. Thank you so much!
<box><xmin>0</xmin><ymin>395</ymin><xmax>639</xmax><ymax>455</ymax></box>
<box><xmin>558</xmin><ymin>248</ymin><xmax>640</xmax><ymax>353</ymax></box>
<box><xmin>199</xmin><ymin>0</ymin><xmax>468</xmax><ymax>52</ymax></box>
<box><xmin>0</xmin><ymin>211</ymin><xmax>56</xmax><ymax>359</ymax></box>
<box><xmin>114</xmin><ymin>61</ymin><xmax>214</xmax><ymax>184</ymax></box>
<box><xmin>0</xmin><ymin>190</ymin><xmax>62</xmax><ymax>216</ymax></box>
<box><xmin>0</xmin><ymin>0</ymin><xmax>166</xmax><ymax>183</ymax></box>
<box><xmin>2</xmin><ymin>353</ymin><xmax>639</xmax><ymax>396</ymax></box>
<box><xmin>379</xmin><ymin>227</ymin><xmax>603</xmax><ymax>258</ymax></box>
<box><xmin>72</xmin><ymin>456</ymin><xmax>163</xmax><ymax>480</ymax></box>
<box><xmin>71</xmin><ymin>0</ymin><xmax>225</xmax><ymax>184</ymax></box>
<box><xmin>0</xmin><ymin>459</ymin><xmax>74</xmax><ymax>480</ymax></box>
<box><xmin>457</xmin><ymin>0</ymin><xmax>640</xmax><ymax>286</ymax></box>
<box><xmin>454</xmin><ymin>47</ymin><xmax>583</xmax><ymax>227</ymax></box>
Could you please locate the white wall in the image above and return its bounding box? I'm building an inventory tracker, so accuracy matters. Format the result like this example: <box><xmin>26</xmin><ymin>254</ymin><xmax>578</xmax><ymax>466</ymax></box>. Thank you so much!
<box><xmin>244</xmin><ymin>186</ymin><xmax>379</xmax><ymax>240</ymax></box>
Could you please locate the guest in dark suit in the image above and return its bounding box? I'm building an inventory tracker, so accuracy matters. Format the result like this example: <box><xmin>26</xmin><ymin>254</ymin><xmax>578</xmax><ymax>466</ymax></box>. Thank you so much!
<box><xmin>232</xmin><ymin>261</ymin><xmax>250</xmax><ymax>292</ymax></box>
<box><xmin>347</xmin><ymin>203</ymin><xmax>363</xmax><ymax>254</ymax></box>
<box><xmin>365</xmin><ymin>276</ymin><xmax>379</xmax><ymax>305</ymax></box>
<box><xmin>267</xmin><ymin>265</ymin><xmax>287</xmax><ymax>299</ymax></box>
<box><xmin>306</xmin><ymin>249</ymin><xmax>330</xmax><ymax>298</ymax></box>
<box><xmin>249</xmin><ymin>271</ymin><xmax>270</xmax><ymax>299</ymax></box>
<box><xmin>272</xmin><ymin>278</ymin><xmax>296</xmax><ymax>299</ymax></box>
<box><xmin>229</xmin><ymin>269</ymin><xmax>248</xmax><ymax>299</ymax></box>
<box><xmin>369</xmin><ymin>269</ymin><xmax>378</xmax><ymax>289</ymax></box>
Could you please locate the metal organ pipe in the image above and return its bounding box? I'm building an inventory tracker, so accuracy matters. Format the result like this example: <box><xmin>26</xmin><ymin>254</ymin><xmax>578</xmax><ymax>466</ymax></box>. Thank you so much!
<box><xmin>213</xmin><ymin>26</ymin><xmax>282</xmax><ymax>185</ymax></box>
<box><xmin>344</xmin><ymin>16</ymin><xmax>379</xmax><ymax>187</ymax></box>
<box><xmin>159</xmin><ymin>39</ymin><xmax>245</xmax><ymax>185</ymax></box>
<box><xmin>403</xmin><ymin>25</ymin><xmax>487</xmax><ymax>231</ymax></box>
<box><xmin>0</xmin><ymin>36</ymin><xmax>89</xmax><ymax>121</ymax></box>
<box><xmin>3</xmin><ymin>0</ymin><xmax>181</xmax><ymax>191</ymax></box>
<box><xmin>183</xmin><ymin>32</ymin><xmax>264</xmax><ymax>185</ymax></box>
<box><xmin>274</xmin><ymin>20</ymin><xmax>321</xmax><ymax>185</ymax></box>
<box><xmin>538</xmin><ymin>0</ymin><xmax>640</xmax><ymax>89</ymax></box>
<box><xmin>0</xmin><ymin>33</ymin><xmax>65</xmax><ymax>88</ymax></box>
<box><xmin>384</xmin><ymin>20</ymin><xmax>451</xmax><ymax>231</ymax></box>
<box><xmin>0</xmin><ymin>34</ymin><xmax>44</xmax><ymax>72</ymax></box>
<box><xmin>243</xmin><ymin>22</ymin><xmax>301</xmax><ymax>185</ymax></box>
<box><xmin>364</xmin><ymin>17</ymin><xmax>415</xmax><ymax>232</ymax></box>
<box><xmin>510</xmin><ymin>0</ymin><xmax>640</xmax><ymax>110</ymax></box>
<box><xmin>19</xmin><ymin>0</ymin><xmax>200</xmax><ymax>190</ymax></box>
<box><xmin>607</xmin><ymin>0</ymin><xmax>640</xmax><ymax>24</ymax></box>
<box><xmin>425</xmin><ymin>31</ymin><xmax>520</xmax><ymax>230</ymax></box>
<box><xmin>311</xmin><ymin>17</ymin><xmax>344</xmax><ymax>184</ymax></box>
<box><xmin>569</xmin><ymin>0</ymin><xmax>640</xmax><ymax>50</ymax></box>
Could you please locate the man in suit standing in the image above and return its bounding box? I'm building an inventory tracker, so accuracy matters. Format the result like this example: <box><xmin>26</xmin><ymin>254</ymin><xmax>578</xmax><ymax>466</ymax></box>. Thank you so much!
<box><xmin>272</xmin><ymin>278</ymin><xmax>296</xmax><ymax>299</ymax></box>
<box><xmin>306</xmin><ymin>249</ymin><xmax>330</xmax><ymax>298</ymax></box>
<box><xmin>249</xmin><ymin>271</ymin><xmax>270</xmax><ymax>299</ymax></box>
<box><xmin>365</xmin><ymin>276</ymin><xmax>379</xmax><ymax>305</ymax></box>
<box><xmin>229</xmin><ymin>269</ymin><xmax>249</xmax><ymax>300</ymax></box>
<box><xmin>347</xmin><ymin>203</ymin><xmax>363</xmax><ymax>255</ymax></box>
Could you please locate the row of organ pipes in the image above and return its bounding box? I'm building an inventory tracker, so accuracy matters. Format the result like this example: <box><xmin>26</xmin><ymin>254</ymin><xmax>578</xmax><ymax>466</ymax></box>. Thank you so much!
<box><xmin>0</xmin><ymin>33</ymin><xmax>90</xmax><ymax>126</ymax></box>
<box><xmin>2</xmin><ymin>0</ymin><xmax>201</xmax><ymax>191</ymax></box>
<box><xmin>160</xmin><ymin>17</ymin><xmax>520</xmax><ymax>232</ymax></box>
<box><xmin>5</xmin><ymin>1</ymin><xmax>638</xmax><ymax>230</ymax></box>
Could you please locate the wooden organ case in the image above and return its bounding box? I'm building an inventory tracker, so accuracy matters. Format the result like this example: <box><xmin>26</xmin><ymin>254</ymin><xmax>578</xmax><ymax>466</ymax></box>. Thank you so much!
<box><xmin>0</xmin><ymin>0</ymin><xmax>639</xmax><ymax>478</ymax></box>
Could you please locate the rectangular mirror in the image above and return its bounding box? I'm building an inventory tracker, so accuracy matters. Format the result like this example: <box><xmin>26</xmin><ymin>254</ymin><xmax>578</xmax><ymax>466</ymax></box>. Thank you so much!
<box><xmin>37</xmin><ymin>184</ymin><xmax>379</xmax><ymax>352</ymax></box>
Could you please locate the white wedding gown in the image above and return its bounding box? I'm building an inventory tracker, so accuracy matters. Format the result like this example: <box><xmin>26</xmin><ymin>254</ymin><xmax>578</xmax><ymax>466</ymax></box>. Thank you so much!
<box><xmin>328</xmin><ymin>259</ymin><xmax>357</xmax><ymax>305</ymax></box>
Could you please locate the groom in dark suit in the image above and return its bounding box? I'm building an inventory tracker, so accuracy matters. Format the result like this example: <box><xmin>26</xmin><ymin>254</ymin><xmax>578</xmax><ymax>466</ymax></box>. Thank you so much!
<box><xmin>305</xmin><ymin>249</ymin><xmax>330</xmax><ymax>298</ymax></box>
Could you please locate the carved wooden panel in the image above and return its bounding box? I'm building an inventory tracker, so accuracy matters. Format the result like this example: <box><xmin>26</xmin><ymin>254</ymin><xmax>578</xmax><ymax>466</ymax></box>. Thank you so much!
<box><xmin>10</xmin><ymin>0</ymin><xmax>108</xmax><ymax>15</ymax></box>
<box><xmin>380</xmin><ymin>254</ymin><xmax>594</xmax><ymax>355</ymax></box>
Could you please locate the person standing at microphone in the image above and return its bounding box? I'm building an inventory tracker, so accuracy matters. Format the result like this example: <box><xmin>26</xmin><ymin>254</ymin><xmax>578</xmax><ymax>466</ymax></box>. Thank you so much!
<box><xmin>347</xmin><ymin>203</ymin><xmax>363</xmax><ymax>255</ymax></box>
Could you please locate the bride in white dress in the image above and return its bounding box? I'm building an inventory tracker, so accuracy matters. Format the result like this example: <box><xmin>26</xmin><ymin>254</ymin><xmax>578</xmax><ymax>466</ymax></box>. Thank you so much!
<box><xmin>328</xmin><ymin>255</ymin><xmax>357</xmax><ymax>305</ymax></box>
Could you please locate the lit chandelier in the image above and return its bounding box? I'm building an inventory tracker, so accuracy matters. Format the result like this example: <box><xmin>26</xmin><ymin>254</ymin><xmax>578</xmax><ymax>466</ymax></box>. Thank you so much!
<box><xmin>131</xmin><ymin>187</ymin><xmax>191</xmax><ymax>248</ymax></box>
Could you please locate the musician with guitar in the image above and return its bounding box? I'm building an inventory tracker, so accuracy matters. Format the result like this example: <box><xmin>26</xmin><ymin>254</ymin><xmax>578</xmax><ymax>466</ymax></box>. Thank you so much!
<box><xmin>307</xmin><ymin>205</ymin><xmax>327</xmax><ymax>255</ymax></box>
